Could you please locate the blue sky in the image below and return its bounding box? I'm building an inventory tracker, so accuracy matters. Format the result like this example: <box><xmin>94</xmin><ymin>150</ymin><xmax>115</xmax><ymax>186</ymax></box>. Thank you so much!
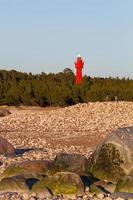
<box><xmin>0</xmin><ymin>0</ymin><xmax>133</xmax><ymax>78</ymax></box>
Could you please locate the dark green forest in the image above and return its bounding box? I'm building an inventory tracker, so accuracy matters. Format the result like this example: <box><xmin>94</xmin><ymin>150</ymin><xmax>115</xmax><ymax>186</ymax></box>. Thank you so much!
<box><xmin>0</xmin><ymin>69</ymin><xmax>133</xmax><ymax>106</ymax></box>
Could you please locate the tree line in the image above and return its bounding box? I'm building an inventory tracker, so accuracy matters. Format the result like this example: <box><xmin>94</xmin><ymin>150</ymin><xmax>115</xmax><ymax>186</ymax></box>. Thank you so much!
<box><xmin>0</xmin><ymin>69</ymin><xmax>133</xmax><ymax>106</ymax></box>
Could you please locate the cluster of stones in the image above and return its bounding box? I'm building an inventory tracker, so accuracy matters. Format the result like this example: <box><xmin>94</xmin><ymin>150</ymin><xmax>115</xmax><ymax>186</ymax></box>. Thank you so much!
<box><xmin>0</xmin><ymin>102</ymin><xmax>133</xmax><ymax>151</ymax></box>
<box><xmin>0</xmin><ymin>121</ymin><xmax>132</xmax><ymax>199</ymax></box>
<box><xmin>0</xmin><ymin>108</ymin><xmax>133</xmax><ymax>199</ymax></box>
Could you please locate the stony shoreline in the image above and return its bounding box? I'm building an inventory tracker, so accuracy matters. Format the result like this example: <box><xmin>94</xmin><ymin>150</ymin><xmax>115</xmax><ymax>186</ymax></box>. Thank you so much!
<box><xmin>0</xmin><ymin>102</ymin><xmax>133</xmax><ymax>199</ymax></box>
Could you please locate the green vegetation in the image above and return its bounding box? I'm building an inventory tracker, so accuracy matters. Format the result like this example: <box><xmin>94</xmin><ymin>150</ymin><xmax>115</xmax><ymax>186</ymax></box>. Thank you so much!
<box><xmin>0</xmin><ymin>70</ymin><xmax>133</xmax><ymax>106</ymax></box>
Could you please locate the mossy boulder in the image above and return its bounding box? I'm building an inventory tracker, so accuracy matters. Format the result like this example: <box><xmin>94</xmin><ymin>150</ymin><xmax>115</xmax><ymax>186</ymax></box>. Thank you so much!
<box><xmin>32</xmin><ymin>172</ymin><xmax>84</xmax><ymax>197</ymax></box>
<box><xmin>0</xmin><ymin>160</ymin><xmax>52</xmax><ymax>181</ymax></box>
<box><xmin>47</xmin><ymin>153</ymin><xmax>88</xmax><ymax>176</ymax></box>
<box><xmin>115</xmin><ymin>175</ymin><xmax>133</xmax><ymax>193</ymax></box>
<box><xmin>0</xmin><ymin>176</ymin><xmax>29</xmax><ymax>193</ymax></box>
<box><xmin>88</xmin><ymin>126</ymin><xmax>133</xmax><ymax>183</ymax></box>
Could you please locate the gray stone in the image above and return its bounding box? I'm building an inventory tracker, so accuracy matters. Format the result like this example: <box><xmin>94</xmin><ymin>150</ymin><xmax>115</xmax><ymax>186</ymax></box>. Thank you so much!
<box><xmin>47</xmin><ymin>153</ymin><xmax>88</xmax><ymax>176</ymax></box>
<box><xmin>0</xmin><ymin>137</ymin><xmax>15</xmax><ymax>157</ymax></box>
<box><xmin>88</xmin><ymin>126</ymin><xmax>133</xmax><ymax>183</ymax></box>
<box><xmin>0</xmin><ymin>109</ymin><xmax>11</xmax><ymax>117</ymax></box>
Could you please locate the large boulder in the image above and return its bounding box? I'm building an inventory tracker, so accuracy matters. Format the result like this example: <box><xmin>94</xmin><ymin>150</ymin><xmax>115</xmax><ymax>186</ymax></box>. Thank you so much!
<box><xmin>0</xmin><ymin>176</ymin><xmax>29</xmax><ymax>193</ymax></box>
<box><xmin>88</xmin><ymin>126</ymin><xmax>133</xmax><ymax>183</ymax></box>
<box><xmin>16</xmin><ymin>160</ymin><xmax>52</xmax><ymax>174</ymax></box>
<box><xmin>32</xmin><ymin>172</ymin><xmax>84</xmax><ymax>197</ymax></box>
<box><xmin>0</xmin><ymin>160</ymin><xmax>52</xmax><ymax>181</ymax></box>
<box><xmin>0</xmin><ymin>137</ymin><xmax>15</xmax><ymax>156</ymax></box>
<box><xmin>115</xmin><ymin>175</ymin><xmax>133</xmax><ymax>193</ymax></box>
<box><xmin>0</xmin><ymin>109</ymin><xmax>11</xmax><ymax>117</ymax></box>
<box><xmin>47</xmin><ymin>153</ymin><xmax>88</xmax><ymax>176</ymax></box>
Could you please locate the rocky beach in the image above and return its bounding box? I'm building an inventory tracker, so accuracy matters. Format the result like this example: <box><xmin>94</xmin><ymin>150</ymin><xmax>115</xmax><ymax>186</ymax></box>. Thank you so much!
<box><xmin>0</xmin><ymin>102</ymin><xmax>133</xmax><ymax>200</ymax></box>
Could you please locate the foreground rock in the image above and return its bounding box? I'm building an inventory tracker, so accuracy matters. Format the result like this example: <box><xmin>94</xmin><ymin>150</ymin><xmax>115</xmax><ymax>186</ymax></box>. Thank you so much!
<box><xmin>88</xmin><ymin>126</ymin><xmax>133</xmax><ymax>184</ymax></box>
<box><xmin>0</xmin><ymin>109</ymin><xmax>11</xmax><ymax>117</ymax></box>
<box><xmin>32</xmin><ymin>172</ymin><xmax>84</xmax><ymax>197</ymax></box>
<box><xmin>47</xmin><ymin>153</ymin><xmax>88</xmax><ymax>176</ymax></box>
<box><xmin>0</xmin><ymin>176</ymin><xmax>29</xmax><ymax>193</ymax></box>
<box><xmin>116</xmin><ymin>175</ymin><xmax>133</xmax><ymax>193</ymax></box>
<box><xmin>0</xmin><ymin>160</ymin><xmax>52</xmax><ymax>181</ymax></box>
<box><xmin>0</xmin><ymin>102</ymin><xmax>132</xmax><ymax>199</ymax></box>
<box><xmin>91</xmin><ymin>180</ymin><xmax>116</xmax><ymax>194</ymax></box>
<box><xmin>0</xmin><ymin>137</ymin><xmax>15</xmax><ymax>156</ymax></box>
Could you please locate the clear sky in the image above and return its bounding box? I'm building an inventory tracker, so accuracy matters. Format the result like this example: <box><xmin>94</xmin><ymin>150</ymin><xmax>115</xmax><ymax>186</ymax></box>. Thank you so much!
<box><xmin>0</xmin><ymin>0</ymin><xmax>133</xmax><ymax>78</ymax></box>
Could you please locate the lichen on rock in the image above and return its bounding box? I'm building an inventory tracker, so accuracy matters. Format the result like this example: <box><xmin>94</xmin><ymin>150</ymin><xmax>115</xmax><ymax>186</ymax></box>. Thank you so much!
<box><xmin>88</xmin><ymin>127</ymin><xmax>133</xmax><ymax>184</ymax></box>
<box><xmin>89</xmin><ymin>143</ymin><xmax>125</xmax><ymax>183</ymax></box>
<box><xmin>0</xmin><ymin>176</ymin><xmax>29</xmax><ymax>193</ymax></box>
<box><xmin>32</xmin><ymin>171</ymin><xmax>84</xmax><ymax>196</ymax></box>
<box><xmin>0</xmin><ymin>160</ymin><xmax>52</xmax><ymax>181</ymax></box>
<box><xmin>115</xmin><ymin>175</ymin><xmax>133</xmax><ymax>193</ymax></box>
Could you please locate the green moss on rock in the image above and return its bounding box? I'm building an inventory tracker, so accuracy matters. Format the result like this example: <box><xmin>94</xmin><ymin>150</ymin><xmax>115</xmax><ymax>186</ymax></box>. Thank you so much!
<box><xmin>0</xmin><ymin>176</ymin><xmax>29</xmax><ymax>193</ymax></box>
<box><xmin>88</xmin><ymin>143</ymin><xmax>125</xmax><ymax>183</ymax></box>
<box><xmin>32</xmin><ymin>172</ymin><xmax>84</xmax><ymax>196</ymax></box>
<box><xmin>115</xmin><ymin>176</ymin><xmax>133</xmax><ymax>193</ymax></box>
<box><xmin>0</xmin><ymin>166</ymin><xmax>26</xmax><ymax>181</ymax></box>
<box><xmin>89</xmin><ymin>184</ymin><xmax>102</xmax><ymax>194</ymax></box>
<box><xmin>0</xmin><ymin>160</ymin><xmax>51</xmax><ymax>181</ymax></box>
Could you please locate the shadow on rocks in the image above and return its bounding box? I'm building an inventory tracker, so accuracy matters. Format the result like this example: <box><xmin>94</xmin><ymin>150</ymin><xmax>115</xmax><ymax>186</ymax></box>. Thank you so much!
<box><xmin>80</xmin><ymin>175</ymin><xmax>99</xmax><ymax>187</ymax></box>
<box><xmin>26</xmin><ymin>178</ymin><xmax>39</xmax><ymax>190</ymax></box>
<box><xmin>15</xmin><ymin>147</ymin><xmax>43</xmax><ymax>156</ymax></box>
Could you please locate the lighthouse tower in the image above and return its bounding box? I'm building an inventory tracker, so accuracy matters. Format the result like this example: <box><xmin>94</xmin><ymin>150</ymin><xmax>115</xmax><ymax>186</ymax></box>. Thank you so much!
<box><xmin>75</xmin><ymin>54</ymin><xmax>84</xmax><ymax>84</ymax></box>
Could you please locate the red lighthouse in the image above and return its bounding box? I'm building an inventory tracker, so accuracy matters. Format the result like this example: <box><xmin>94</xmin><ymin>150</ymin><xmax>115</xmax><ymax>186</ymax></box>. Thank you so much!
<box><xmin>75</xmin><ymin>54</ymin><xmax>84</xmax><ymax>84</ymax></box>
